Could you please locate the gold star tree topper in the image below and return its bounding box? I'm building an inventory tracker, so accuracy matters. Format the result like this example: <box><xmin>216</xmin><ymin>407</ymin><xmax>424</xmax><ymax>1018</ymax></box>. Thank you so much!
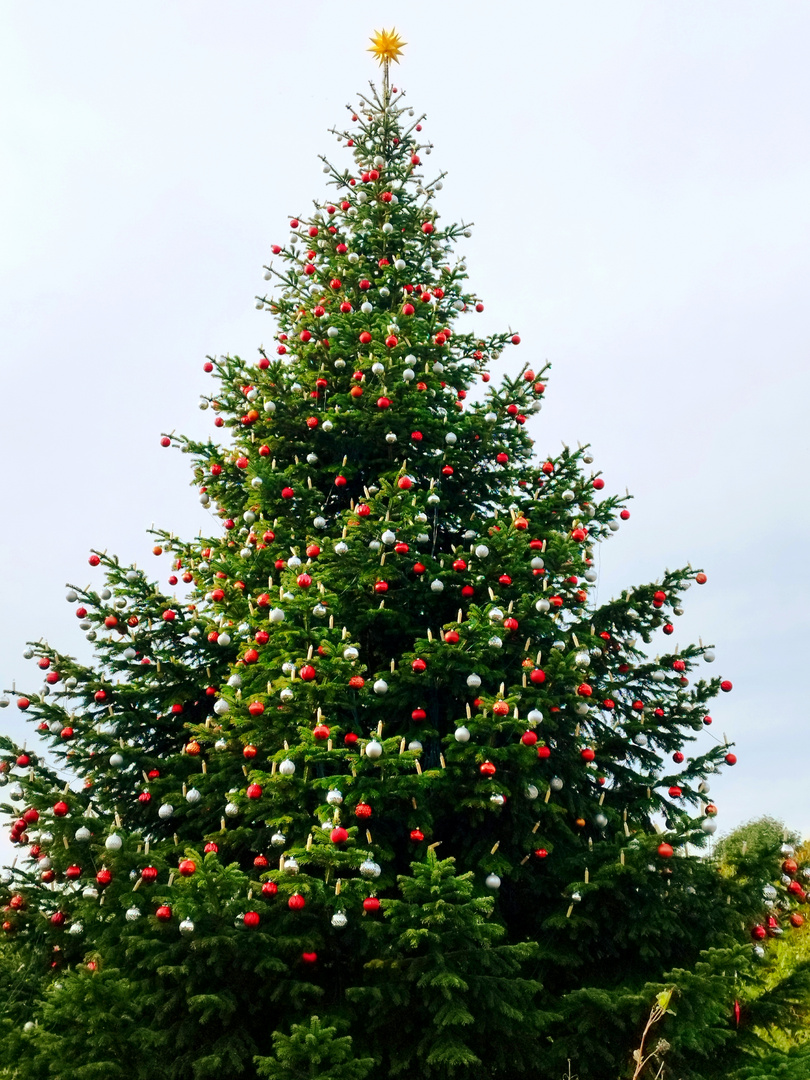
<box><xmin>368</xmin><ymin>28</ymin><xmax>406</xmax><ymax>66</ymax></box>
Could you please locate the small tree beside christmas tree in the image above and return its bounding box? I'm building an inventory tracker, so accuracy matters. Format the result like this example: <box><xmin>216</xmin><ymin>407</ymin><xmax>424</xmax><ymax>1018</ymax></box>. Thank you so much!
<box><xmin>2</xmin><ymin>30</ymin><xmax>809</xmax><ymax>1080</ymax></box>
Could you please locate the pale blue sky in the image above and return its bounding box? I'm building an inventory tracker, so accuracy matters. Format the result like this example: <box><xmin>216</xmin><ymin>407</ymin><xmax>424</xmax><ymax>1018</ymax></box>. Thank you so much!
<box><xmin>1</xmin><ymin>2</ymin><xmax>808</xmax><ymax>860</ymax></box>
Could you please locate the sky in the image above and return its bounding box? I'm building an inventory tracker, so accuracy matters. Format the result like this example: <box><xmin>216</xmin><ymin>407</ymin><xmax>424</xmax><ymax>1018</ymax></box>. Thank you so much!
<box><xmin>0</xmin><ymin>2</ymin><xmax>808</xmax><ymax>863</ymax></box>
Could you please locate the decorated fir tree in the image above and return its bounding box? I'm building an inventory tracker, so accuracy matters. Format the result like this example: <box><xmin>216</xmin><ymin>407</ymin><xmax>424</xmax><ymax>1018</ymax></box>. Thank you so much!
<box><xmin>2</xmin><ymin>31</ymin><xmax>810</xmax><ymax>1080</ymax></box>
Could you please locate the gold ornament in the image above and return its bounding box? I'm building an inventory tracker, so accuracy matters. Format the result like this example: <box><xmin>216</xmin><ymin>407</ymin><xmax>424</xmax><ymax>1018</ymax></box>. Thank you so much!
<box><xmin>368</xmin><ymin>28</ymin><xmax>406</xmax><ymax>66</ymax></box>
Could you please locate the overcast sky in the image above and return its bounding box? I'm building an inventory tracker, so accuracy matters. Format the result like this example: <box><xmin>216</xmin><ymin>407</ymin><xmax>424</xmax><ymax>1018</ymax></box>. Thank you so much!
<box><xmin>1</xmin><ymin>2</ymin><xmax>808</xmax><ymax>862</ymax></box>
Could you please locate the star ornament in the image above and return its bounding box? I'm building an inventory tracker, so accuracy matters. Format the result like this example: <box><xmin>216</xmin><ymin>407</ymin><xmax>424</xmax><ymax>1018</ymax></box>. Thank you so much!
<box><xmin>368</xmin><ymin>28</ymin><xmax>406</xmax><ymax>66</ymax></box>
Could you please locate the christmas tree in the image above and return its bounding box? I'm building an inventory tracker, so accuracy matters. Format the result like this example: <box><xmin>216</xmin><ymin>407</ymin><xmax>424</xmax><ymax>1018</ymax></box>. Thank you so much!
<box><xmin>2</xmin><ymin>31</ymin><xmax>810</xmax><ymax>1080</ymax></box>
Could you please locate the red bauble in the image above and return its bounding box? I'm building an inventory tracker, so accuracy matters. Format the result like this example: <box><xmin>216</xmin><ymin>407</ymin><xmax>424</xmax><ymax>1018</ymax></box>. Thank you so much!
<box><xmin>725</xmin><ymin>753</ymin><xmax>737</xmax><ymax>765</ymax></box>
<box><xmin>397</xmin><ymin>476</ymin><xmax>413</xmax><ymax>490</ymax></box>
<box><xmin>313</xmin><ymin>724</ymin><xmax>330</xmax><ymax>740</ymax></box>
<box><xmin>248</xmin><ymin>702</ymin><xmax>264</xmax><ymax>717</ymax></box>
<box><xmin>254</xmin><ymin>855</ymin><xmax>269</xmax><ymax>868</ymax></box>
<box><xmin>444</xmin><ymin>630</ymin><xmax>459</xmax><ymax>644</ymax></box>
<box><xmin>88</xmin><ymin>553</ymin><xmax>101</xmax><ymax>566</ymax></box>
<box><xmin>503</xmin><ymin>617</ymin><xmax>519</xmax><ymax>631</ymax></box>
<box><xmin>479</xmin><ymin>761</ymin><xmax>496</xmax><ymax>776</ymax></box>
<box><xmin>281</xmin><ymin>487</ymin><xmax>294</xmax><ymax>499</ymax></box>
<box><xmin>529</xmin><ymin>668</ymin><xmax>545</xmax><ymax>684</ymax></box>
<box><xmin>411</xmin><ymin>658</ymin><xmax>426</xmax><ymax>673</ymax></box>
<box><xmin>243</xmin><ymin>911</ymin><xmax>260</xmax><ymax>928</ymax></box>
<box><xmin>492</xmin><ymin>701</ymin><xmax>509</xmax><ymax>716</ymax></box>
<box><xmin>577</xmin><ymin>683</ymin><xmax>592</xmax><ymax>698</ymax></box>
<box><xmin>96</xmin><ymin>868</ymin><xmax>113</xmax><ymax>887</ymax></box>
<box><xmin>720</xmin><ymin>680</ymin><xmax>733</xmax><ymax>693</ymax></box>
<box><xmin>751</xmin><ymin>924</ymin><xmax>767</xmax><ymax>940</ymax></box>
<box><xmin>53</xmin><ymin>801</ymin><xmax>69</xmax><ymax>817</ymax></box>
<box><xmin>141</xmin><ymin>866</ymin><xmax>158</xmax><ymax>883</ymax></box>
<box><xmin>330</xmin><ymin>827</ymin><xmax>348</xmax><ymax>844</ymax></box>
<box><xmin>244</xmin><ymin>648</ymin><xmax>259</xmax><ymax>664</ymax></box>
<box><xmin>534</xmin><ymin>848</ymin><xmax>548</xmax><ymax>859</ymax></box>
<box><xmin>672</xmin><ymin>751</ymin><xmax>685</xmax><ymax>763</ymax></box>
<box><xmin>410</xmin><ymin>828</ymin><xmax>424</xmax><ymax>842</ymax></box>
<box><xmin>288</xmin><ymin>893</ymin><xmax>305</xmax><ymax>910</ymax></box>
<box><xmin>178</xmin><ymin>859</ymin><xmax>196</xmax><ymax>877</ymax></box>
<box><xmin>521</xmin><ymin>731</ymin><xmax>538</xmax><ymax>746</ymax></box>
<box><xmin>155</xmin><ymin>905</ymin><xmax>172</xmax><ymax>922</ymax></box>
<box><xmin>300</xmin><ymin>664</ymin><xmax>316</xmax><ymax>681</ymax></box>
<box><xmin>65</xmin><ymin>865</ymin><xmax>82</xmax><ymax>880</ymax></box>
<box><xmin>620</xmin><ymin>509</ymin><xmax>630</xmax><ymax>520</ymax></box>
<box><xmin>580</xmin><ymin>747</ymin><xmax>595</xmax><ymax>762</ymax></box>
<box><xmin>344</xmin><ymin>732</ymin><xmax>359</xmax><ymax>745</ymax></box>
<box><xmin>301</xmin><ymin>951</ymin><xmax>318</xmax><ymax>963</ymax></box>
<box><xmin>261</xmin><ymin>881</ymin><xmax>278</xmax><ymax>896</ymax></box>
<box><xmin>297</xmin><ymin>573</ymin><xmax>312</xmax><ymax>589</ymax></box>
<box><xmin>363</xmin><ymin>897</ymin><xmax>380</xmax><ymax>912</ymax></box>
<box><xmin>246</xmin><ymin>783</ymin><xmax>263</xmax><ymax>799</ymax></box>
<box><xmin>374</xmin><ymin>580</ymin><xmax>388</xmax><ymax>594</ymax></box>
<box><xmin>657</xmin><ymin>843</ymin><xmax>674</xmax><ymax>859</ymax></box>
<box><xmin>696</xmin><ymin>572</ymin><xmax>708</xmax><ymax>584</ymax></box>
<box><xmin>537</xmin><ymin>745</ymin><xmax>551</xmax><ymax>760</ymax></box>
<box><xmin>668</xmin><ymin>786</ymin><xmax>682</xmax><ymax>799</ymax></box>
<box><xmin>783</xmin><ymin>859</ymin><xmax>799</xmax><ymax>876</ymax></box>
<box><xmin>411</xmin><ymin>708</ymin><xmax>427</xmax><ymax>722</ymax></box>
<box><xmin>357</xmin><ymin>504</ymin><xmax>371</xmax><ymax>516</ymax></box>
<box><xmin>355</xmin><ymin>802</ymin><xmax>372</xmax><ymax>819</ymax></box>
